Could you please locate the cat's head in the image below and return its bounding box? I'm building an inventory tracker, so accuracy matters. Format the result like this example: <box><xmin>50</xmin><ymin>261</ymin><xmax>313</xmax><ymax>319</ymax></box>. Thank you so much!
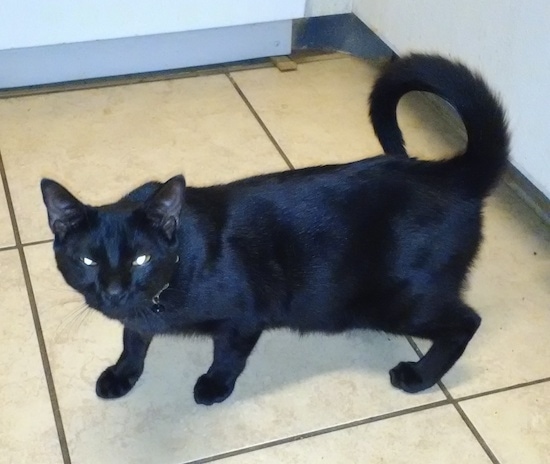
<box><xmin>41</xmin><ymin>176</ymin><xmax>185</xmax><ymax>323</ymax></box>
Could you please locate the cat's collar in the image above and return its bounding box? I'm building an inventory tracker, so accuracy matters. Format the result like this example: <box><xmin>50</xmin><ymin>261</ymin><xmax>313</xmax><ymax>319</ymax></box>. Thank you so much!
<box><xmin>151</xmin><ymin>283</ymin><xmax>169</xmax><ymax>313</ymax></box>
<box><xmin>150</xmin><ymin>255</ymin><xmax>179</xmax><ymax>313</ymax></box>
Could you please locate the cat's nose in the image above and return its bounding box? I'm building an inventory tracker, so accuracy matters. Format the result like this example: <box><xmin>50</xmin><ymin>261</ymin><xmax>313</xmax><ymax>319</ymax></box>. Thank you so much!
<box><xmin>104</xmin><ymin>282</ymin><xmax>125</xmax><ymax>304</ymax></box>
<box><xmin>106</xmin><ymin>282</ymin><xmax>123</xmax><ymax>296</ymax></box>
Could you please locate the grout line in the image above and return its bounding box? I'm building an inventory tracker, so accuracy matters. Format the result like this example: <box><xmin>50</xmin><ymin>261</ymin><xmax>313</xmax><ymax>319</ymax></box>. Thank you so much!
<box><xmin>456</xmin><ymin>376</ymin><xmax>550</xmax><ymax>403</ymax></box>
<box><xmin>0</xmin><ymin>152</ymin><xmax>72</xmax><ymax>464</ymax></box>
<box><xmin>0</xmin><ymin>244</ymin><xmax>18</xmax><ymax>252</ymax></box>
<box><xmin>23</xmin><ymin>238</ymin><xmax>55</xmax><ymax>247</ymax></box>
<box><xmin>225</xmin><ymin>72</ymin><xmax>295</xmax><ymax>171</ymax></box>
<box><xmin>405</xmin><ymin>337</ymin><xmax>501</xmax><ymax>464</ymax></box>
<box><xmin>406</xmin><ymin>335</ymin><xmax>424</xmax><ymax>358</ymax></box>
<box><xmin>450</xmin><ymin>399</ymin><xmax>501</xmax><ymax>464</ymax></box>
<box><xmin>184</xmin><ymin>400</ymin><xmax>450</xmax><ymax>464</ymax></box>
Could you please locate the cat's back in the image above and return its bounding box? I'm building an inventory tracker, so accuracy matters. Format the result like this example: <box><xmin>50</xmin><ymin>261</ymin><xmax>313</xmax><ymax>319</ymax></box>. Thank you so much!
<box><xmin>213</xmin><ymin>156</ymin><xmax>404</xmax><ymax>212</ymax></box>
<box><xmin>185</xmin><ymin>156</ymin><xmax>481</xmax><ymax>243</ymax></box>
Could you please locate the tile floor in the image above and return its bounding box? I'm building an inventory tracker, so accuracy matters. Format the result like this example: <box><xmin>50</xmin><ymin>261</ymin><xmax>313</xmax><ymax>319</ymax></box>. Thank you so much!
<box><xmin>0</xmin><ymin>54</ymin><xmax>548</xmax><ymax>464</ymax></box>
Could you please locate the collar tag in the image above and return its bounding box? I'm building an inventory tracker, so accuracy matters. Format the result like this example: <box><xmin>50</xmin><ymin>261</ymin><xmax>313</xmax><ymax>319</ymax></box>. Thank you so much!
<box><xmin>151</xmin><ymin>283</ymin><xmax>169</xmax><ymax>313</ymax></box>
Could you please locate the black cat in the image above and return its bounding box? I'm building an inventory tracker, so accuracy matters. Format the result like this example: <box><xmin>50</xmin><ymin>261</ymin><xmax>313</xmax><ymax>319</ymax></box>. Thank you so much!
<box><xmin>41</xmin><ymin>54</ymin><xmax>509</xmax><ymax>405</ymax></box>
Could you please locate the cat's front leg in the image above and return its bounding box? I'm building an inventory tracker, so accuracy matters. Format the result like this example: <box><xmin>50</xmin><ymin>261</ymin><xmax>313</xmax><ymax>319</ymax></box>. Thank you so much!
<box><xmin>96</xmin><ymin>327</ymin><xmax>152</xmax><ymax>399</ymax></box>
<box><xmin>194</xmin><ymin>324</ymin><xmax>262</xmax><ymax>406</ymax></box>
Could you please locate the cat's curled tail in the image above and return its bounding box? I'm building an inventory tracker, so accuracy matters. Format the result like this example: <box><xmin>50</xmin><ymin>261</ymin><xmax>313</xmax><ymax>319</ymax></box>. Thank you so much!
<box><xmin>369</xmin><ymin>54</ymin><xmax>510</xmax><ymax>198</ymax></box>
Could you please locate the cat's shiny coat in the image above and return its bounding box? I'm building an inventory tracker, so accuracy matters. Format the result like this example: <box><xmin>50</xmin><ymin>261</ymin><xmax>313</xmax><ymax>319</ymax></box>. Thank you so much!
<box><xmin>41</xmin><ymin>55</ymin><xmax>509</xmax><ymax>405</ymax></box>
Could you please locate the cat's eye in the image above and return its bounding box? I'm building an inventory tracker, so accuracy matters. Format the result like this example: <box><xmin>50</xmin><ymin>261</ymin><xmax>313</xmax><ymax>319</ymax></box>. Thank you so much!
<box><xmin>81</xmin><ymin>257</ymin><xmax>97</xmax><ymax>266</ymax></box>
<box><xmin>132</xmin><ymin>254</ymin><xmax>151</xmax><ymax>266</ymax></box>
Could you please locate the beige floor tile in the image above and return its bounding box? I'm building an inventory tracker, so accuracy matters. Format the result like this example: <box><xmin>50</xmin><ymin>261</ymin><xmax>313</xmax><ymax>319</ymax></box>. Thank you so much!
<box><xmin>230</xmin><ymin>57</ymin><xmax>465</xmax><ymax>168</ymax></box>
<box><xmin>415</xmin><ymin>184</ymin><xmax>550</xmax><ymax>397</ymax></box>
<box><xmin>461</xmin><ymin>382</ymin><xmax>550</xmax><ymax>464</ymax></box>
<box><xmin>0</xmin><ymin>250</ymin><xmax>62</xmax><ymax>463</ymax></box>
<box><xmin>0</xmin><ymin>75</ymin><xmax>287</xmax><ymax>244</ymax></box>
<box><xmin>220</xmin><ymin>405</ymin><xmax>491</xmax><ymax>464</ymax></box>
<box><xmin>231</xmin><ymin>58</ymin><xmax>382</xmax><ymax>168</ymax></box>
<box><xmin>0</xmin><ymin>180</ymin><xmax>15</xmax><ymax>248</ymax></box>
<box><xmin>26</xmin><ymin>243</ymin><xmax>445</xmax><ymax>464</ymax></box>
<box><xmin>7</xmin><ymin>53</ymin><xmax>550</xmax><ymax>464</ymax></box>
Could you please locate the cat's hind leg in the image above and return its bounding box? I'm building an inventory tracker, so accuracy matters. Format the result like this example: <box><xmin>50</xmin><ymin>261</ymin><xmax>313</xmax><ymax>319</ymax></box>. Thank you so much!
<box><xmin>390</xmin><ymin>300</ymin><xmax>481</xmax><ymax>393</ymax></box>
<box><xmin>96</xmin><ymin>328</ymin><xmax>152</xmax><ymax>399</ymax></box>
<box><xmin>194</xmin><ymin>324</ymin><xmax>262</xmax><ymax>406</ymax></box>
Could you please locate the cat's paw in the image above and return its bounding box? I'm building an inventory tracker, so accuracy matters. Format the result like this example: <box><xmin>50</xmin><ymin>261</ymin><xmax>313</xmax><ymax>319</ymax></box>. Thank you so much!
<box><xmin>389</xmin><ymin>361</ymin><xmax>435</xmax><ymax>393</ymax></box>
<box><xmin>193</xmin><ymin>373</ymin><xmax>235</xmax><ymax>405</ymax></box>
<box><xmin>96</xmin><ymin>365</ymin><xmax>140</xmax><ymax>399</ymax></box>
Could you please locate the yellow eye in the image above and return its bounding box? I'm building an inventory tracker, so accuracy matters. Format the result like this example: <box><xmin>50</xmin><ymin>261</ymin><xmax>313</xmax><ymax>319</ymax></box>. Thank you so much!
<box><xmin>81</xmin><ymin>257</ymin><xmax>97</xmax><ymax>266</ymax></box>
<box><xmin>132</xmin><ymin>255</ymin><xmax>151</xmax><ymax>266</ymax></box>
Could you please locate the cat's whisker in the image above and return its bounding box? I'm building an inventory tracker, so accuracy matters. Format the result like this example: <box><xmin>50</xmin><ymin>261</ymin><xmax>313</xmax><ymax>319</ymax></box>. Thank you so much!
<box><xmin>75</xmin><ymin>307</ymin><xmax>93</xmax><ymax>332</ymax></box>
<box><xmin>56</xmin><ymin>302</ymin><xmax>89</xmax><ymax>327</ymax></box>
<box><xmin>41</xmin><ymin>298</ymin><xmax>86</xmax><ymax>312</ymax></box>
<box><xmin>53</xmin><ymin>303</ymin><xmax>93</xmax><ymax>342</ymax></box>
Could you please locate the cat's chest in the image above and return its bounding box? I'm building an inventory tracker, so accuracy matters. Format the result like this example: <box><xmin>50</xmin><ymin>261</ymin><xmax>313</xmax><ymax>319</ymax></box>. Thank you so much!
<box><xmin>122</xmin><ymin>301</ymin><xmax>193</xmax><ymax>335</ymax></box>
<box><xmin>124</xmin><ymin>264</ymin><xmax>252</xmax><ymax>334</ymax></box>
<box><xmin>122</xmin><ymin>285</ymin><xmax>219</xmax><ymax>334</ymax></box>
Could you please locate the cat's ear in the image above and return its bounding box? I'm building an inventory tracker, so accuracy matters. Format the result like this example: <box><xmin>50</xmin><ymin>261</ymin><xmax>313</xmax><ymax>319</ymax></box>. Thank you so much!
<box><xmin>144</xmin><ymin>175</ymin><xmax>186</xmax><ymax>240</ymax></box>
<box><xmin>41</xmin><ymin>179</ymin><xmax>87</xmax><ymax>239</ymax></box>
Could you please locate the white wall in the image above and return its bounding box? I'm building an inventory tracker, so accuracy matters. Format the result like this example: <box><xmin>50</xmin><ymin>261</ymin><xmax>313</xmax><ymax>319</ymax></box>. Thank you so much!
<box><xmin>0</xmin><ymin>1</ymin><xmax>305</xmax><ymax>88</ymax></box>
<box><xmin>305</xmin><ymin>0</ymin><xmax>352</xmax><ymax>17</ymax></box>
<box><xmin>0</xmin><ymin>0</ymin><xmax>303</xmax><ymax>49</ymax></box>
<box><xmin>0</xmin><ymin>0</ymin><xmax>350</xmax><ymax>50</ymax></box>
<box><xmin>354</xmin><ymin>0</ymin><xmax>550</xmax><ymax>198</ymax></box>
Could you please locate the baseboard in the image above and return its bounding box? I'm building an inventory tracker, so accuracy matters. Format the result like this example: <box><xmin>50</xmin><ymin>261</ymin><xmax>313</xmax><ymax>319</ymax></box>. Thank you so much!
<box><xmin>292</xmin><ymin>13</ymin><xmax>394</xmax><ymax>60</ymax></box>
<box><xmin>0</xmin><ymin>20</ymin><xmax>291</xmax><ymax>89</ymax></box>
<box><xmin>503</xmin><ymin>167</ymin><xmax>550</xmax><ymax>225</ymax></box>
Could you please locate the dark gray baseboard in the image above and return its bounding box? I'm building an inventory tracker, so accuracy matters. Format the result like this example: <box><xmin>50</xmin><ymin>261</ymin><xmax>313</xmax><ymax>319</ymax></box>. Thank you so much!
<box><xmin>293</xmin><ymin>13</ymin><xmax>394</xmax><ymax>60</ymax></box>
<box><xmin>503</xmin><ymin>167</ymin><xmax>550</xmax><ymax>225</ymax></box>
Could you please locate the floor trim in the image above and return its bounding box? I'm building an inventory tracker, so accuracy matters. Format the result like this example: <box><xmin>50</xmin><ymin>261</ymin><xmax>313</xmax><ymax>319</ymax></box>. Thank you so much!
<box><xmin>293</xmin><ymin>13</ymin><xmax>394</xmax><ymax>60</ymax></box>
<box><xmin>503</xmin><ymin>165</ymin><xmax>550</xmax><ymax>225</ymax></box>
<box><xmin>0</xmin><ymin>20</ymin><xmax>291</xmax><ymax>89</ymax></box>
